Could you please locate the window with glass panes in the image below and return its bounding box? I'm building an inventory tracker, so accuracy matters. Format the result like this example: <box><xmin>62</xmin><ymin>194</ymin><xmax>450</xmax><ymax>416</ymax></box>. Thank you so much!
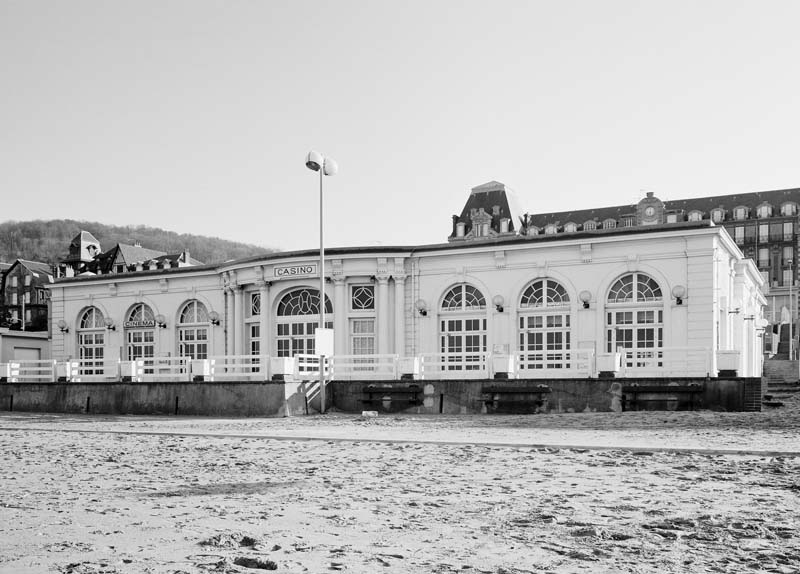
<box><xmin>350</xmin><ymin>285</ymin><xmax>375</xmax><ymax>356</ymax></box>
<box><xmin>605</xmin><ymin>273</ymin><xmax>663</xmax><ymax>368</ymax></box>
<box><xmin>439</xmin><ymin>284</ymin><xmax>487</xmax><ymax>370</ymax></box>
<box><xmin>178</xmin><ymin>300</ymin><xmax>209</xmax><ymax>359</ymax></box>
<box><xmin>275</xmin><ymin>288</ymin><xmax>333</xmax><ymax>357</ymax></box>
<box><xmin>125</xmin><ymin>304</ymin><xmax>155</xmax><ymax>362</ymax></box>
<box><xmin>518</xmin><ymin>279</ymin><xmax>572</xmax><ymax>370</ymax></box>
<box><xmin>78</xmin><ymin>307</ymin><xmax>105</xmax><ymax>374</ymax></box>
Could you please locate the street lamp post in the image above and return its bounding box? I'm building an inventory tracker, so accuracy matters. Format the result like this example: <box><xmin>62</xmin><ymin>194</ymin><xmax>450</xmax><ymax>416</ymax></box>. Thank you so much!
<box><xmin>305</xmin><ymin>150</ymin><xmax>337</xmax><ymax>413</ymax></box>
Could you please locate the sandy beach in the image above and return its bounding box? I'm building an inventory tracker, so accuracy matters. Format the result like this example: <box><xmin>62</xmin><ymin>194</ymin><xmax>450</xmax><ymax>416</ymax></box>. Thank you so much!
<box><xmin>1</xmin><ymin>399</ymin><xmax>798</xmax><ymax>574</ymax></box>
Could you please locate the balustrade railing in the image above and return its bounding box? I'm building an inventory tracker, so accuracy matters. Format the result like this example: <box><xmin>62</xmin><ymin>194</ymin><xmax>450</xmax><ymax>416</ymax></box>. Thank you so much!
<box><xmin>0</xmin><ymin>346</ymin><xmax>726</xmax><ymax>383</ymax></box>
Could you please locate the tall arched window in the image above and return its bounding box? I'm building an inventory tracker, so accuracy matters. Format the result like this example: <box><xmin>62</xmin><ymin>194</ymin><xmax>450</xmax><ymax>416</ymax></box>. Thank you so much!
<box><xmin>178</xmin><ymin>300</ymin><xmax>209</xmax><ymax>359</ymax></box>
<box><xmin>275</xmin><ymin>288</ymin><xmax>333</xmax><ymax>357</ymax></box>
<box><xmin>78</xmin><ymin>307</ymin><xmax>105</xmax><ymax>374</ymax></box>
<box><xmin>606</xmin><ymin>273</ymin><xmax>663</xmax><ymax>367</ymax></box>
<box><xmin>518</xmin><ymin>279</ymin><xmax>571</xmax><ymax>370</ymax></box>
<box><xmin>439</xmin><ymin>284</ymin><xmax>487</xmax><ymax>370</ymax></box>
<box><xmin>125</xmin><ymin>303</ymin><xmax>155</xmax><ymax>361</ymax></box>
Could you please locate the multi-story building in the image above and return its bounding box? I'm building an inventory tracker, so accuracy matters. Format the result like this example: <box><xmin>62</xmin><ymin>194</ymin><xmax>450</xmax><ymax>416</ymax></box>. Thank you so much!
<box><xmin>58</xmin><ymin>230</ymin><xmax>202</xmax><ymax>277</ymax></box>
<box><xmin>450</xmin><ymin>185</ymin><xmax>797</xmax><ymax>331</ymax></box>
<box><xmin>0</xmin><ymin>259</ymin><xmax>55</xmax><ymax>331</ymax></box>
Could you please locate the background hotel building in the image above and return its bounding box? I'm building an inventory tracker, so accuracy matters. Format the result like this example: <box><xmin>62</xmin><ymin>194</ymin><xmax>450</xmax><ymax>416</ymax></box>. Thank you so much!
<box><xmin>47</xmin><ymin>182</ymin><xmax>766</xmax><ymax>379</ymax></box>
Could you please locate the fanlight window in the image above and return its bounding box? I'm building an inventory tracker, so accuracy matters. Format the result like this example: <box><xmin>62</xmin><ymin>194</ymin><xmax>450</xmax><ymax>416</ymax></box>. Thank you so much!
<box><xmin>179</xmin><ymin>300</ymin><xmax>209</xmax><ymax>324</ymax></box>
<box><xmin>520</xmin><ymin>279</ymin><xmax>570</xmax><ymax>308</ymax></box>
<box><xmin>607</xmin><ymin>273</ymin><xmax>663</xmax><ymax>304</ymax></box>
<box><xmin>79</xmin><ymin>307</ymin><xmax>105</xmax><ymax>329</ymax></box>
<box><xmin>441</xmin><ymin>284</ymin><xmax>486</xmax><ymax>311</ymax></box>
<box><xmin>127</xmin><ymin>303</ymin><xmax>154</xmax><ymax>323</ymax></box>
<box><xmin>277</xmin><ymin>289</ymin><xmax>333</xmax><ymax>316</ymax></box>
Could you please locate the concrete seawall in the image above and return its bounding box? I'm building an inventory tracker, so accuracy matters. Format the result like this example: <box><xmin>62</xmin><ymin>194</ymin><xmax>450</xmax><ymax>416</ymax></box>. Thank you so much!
<box><xmin>0</xmin><ymin>377</ymin><xmax>763</xmax><ymax>416</ymax></box>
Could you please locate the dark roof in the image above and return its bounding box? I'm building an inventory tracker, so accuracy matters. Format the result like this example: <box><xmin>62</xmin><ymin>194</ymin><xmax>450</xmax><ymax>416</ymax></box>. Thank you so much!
<box><xmin>527</xmin><ymin>187</ymin><xmax>800</xmax><ymax>227</ymax></box>
<box><xmin>451</xmin><ymin>181</ymin><xmax>524</xmax><ymax>237</ymax></box>
<box><xmin>663</xmin><ymin>187</ymin><xmax>800</xmax><ymax>214</ymax></box>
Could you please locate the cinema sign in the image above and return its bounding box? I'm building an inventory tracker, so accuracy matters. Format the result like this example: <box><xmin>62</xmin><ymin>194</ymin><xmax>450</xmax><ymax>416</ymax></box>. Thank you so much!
<box><xmin>274</xmin><ymin>264</ymin><xmax>317</xmax><ymax>278</ymax></box>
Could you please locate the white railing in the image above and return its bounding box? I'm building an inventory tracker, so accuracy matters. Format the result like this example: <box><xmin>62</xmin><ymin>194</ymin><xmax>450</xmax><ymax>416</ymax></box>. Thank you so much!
<box><xmin>419</xmin><ymin>352</ymin><xmax>489</xmax><ymax>380</ymax></box>
<box><xmin>619</xmin><ymin>347</ymin><xmax>712</xmax><ymax>377</ymax></box>
<box><xmin>73</xmin><ymin>359</ymin><xmax>120</xmax><ymax>382</ymax></box>
<box><xmin>140</xmin><ymin>357</ymin><xmax>190</xmax><ymax>382</ymax></box>
<box><xmin>294</xmin><ymin>354</ymin><xmax>331</xmax><ymax>381</ymax></box>
<box><xmin>514</xmin><ymin>349</ymin><xmax>596</xmax><ymax>378</ymax></box>
<box><xmin>329</xmin><ymin>354</ymin><xmax>399</xmax><ymax>380</ymax></box>
<box><xmin>2</xmin><ymin>346</ymin><xmax>722</xmax><ymax>384</ymax></box>
<box><xmin>7</xmin><ymin>360</ymin><xmax>56</xmax><ymax>382</ymax></box>
<box><xmin>208</xmin><ymin>355</ymin><xmax>268</xmax><ymax>381</ymax></box>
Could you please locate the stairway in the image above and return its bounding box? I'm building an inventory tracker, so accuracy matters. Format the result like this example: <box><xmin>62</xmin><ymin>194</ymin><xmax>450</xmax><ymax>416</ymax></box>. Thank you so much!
<box><xmin>762</xmin><ymin>359</ymin><xmax>800</xmax><ymax>407</ymax></box>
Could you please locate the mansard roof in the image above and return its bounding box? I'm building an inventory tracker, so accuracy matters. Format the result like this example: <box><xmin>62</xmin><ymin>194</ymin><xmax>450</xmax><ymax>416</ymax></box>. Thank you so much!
<box><xmin>450</xmin><ymin>181</ymin><xmax>524</xmax><ymax>239</ymax></box>
<box><xmin>528</xmin><ymin>186</ymin><xmax>800</xmax><ymax>227</ymax></box>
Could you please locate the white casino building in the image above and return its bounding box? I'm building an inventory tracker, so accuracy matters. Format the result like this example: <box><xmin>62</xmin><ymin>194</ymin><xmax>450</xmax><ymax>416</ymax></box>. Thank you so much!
<box><xmin>47</xmin><ymin>182</ymin><xmax>766</xmax><ymax>381</ymax></box>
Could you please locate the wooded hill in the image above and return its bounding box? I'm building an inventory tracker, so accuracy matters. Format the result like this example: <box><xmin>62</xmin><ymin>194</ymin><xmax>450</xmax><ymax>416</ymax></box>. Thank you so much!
<box><xmin>0</xmin><ymin>220</ymin><xmax>275</xmax><ymax>266</ymax></box>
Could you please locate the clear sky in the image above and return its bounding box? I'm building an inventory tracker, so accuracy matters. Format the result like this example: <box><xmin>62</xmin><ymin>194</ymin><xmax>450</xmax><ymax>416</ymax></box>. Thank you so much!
<box><xmin>2</xmin><ymin>1</ymin><xmax>800</xmax><ymax>253</ymax></box>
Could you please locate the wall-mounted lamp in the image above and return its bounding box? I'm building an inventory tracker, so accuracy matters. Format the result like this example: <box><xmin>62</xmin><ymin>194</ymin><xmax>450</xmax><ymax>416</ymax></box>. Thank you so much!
<box><xmin>209</xmin><ymin>310</ymin><xmax>220</xmax><ymax>326</ymax></box>
<box><xmin>57</xmin><ymin>319</ymin><xmax>69</xmax><ymax>333</ymax></box>
<box><xmin>492</xmin><ymin>294</ymin><xmax>505</xmax><ymax>313</ymax></box>
<box><xmin>579</xmin><ymin>290</ymin><xmax>592</xmax><ymax>309</ymax></box>
<box><xmin>155</xmin><ymin>314</ymin><xmax>167</xmax><ymax>328</ymax></box>
<box><xmin>104</xmin><ymin>317</ymin><xmax>116</xmax><ymax>331</ymax></box>
<box><xmin>415</xmin><ymin>299</ymin><xmax>428</xmax><ymax>317</ymax></box>
<box><xmin>671</xmin><ymin>284</ymin><xmax>686</xmax><ymax>305</ymax></box>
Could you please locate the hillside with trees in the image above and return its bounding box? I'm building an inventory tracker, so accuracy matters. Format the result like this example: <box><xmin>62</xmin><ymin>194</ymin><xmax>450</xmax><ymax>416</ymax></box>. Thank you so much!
<box><xmin>0</xmin><ymin>220</ymin><xmax>275</xmax><ymax>265</ymax></box>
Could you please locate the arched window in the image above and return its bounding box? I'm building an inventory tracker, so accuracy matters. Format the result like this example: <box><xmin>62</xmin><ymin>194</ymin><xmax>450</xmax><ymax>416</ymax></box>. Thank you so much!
<box><xmin>125</xmin><ymin>303</ymin><xmax>155</xmax><ymax>362</ymax></box>
<box><xmin>275</xmin><ymin>289</ymin><xmax>333</xmax><ymax>357</ymax></box>
<box><xmin>439</xmin><ymin>284</ymin><xmax>487</xmax><ymax>371</ymax></box>
<box><xmin>757</xmin><ymin>203</ymin><xmax>773</xmax><ymax>218</ymax></box>
<box><xmin>564</xmin><ymin>222</ymin><xmax>578</xmax><ymax>233</ymax></box>
<box><xmin>603</xmin><ymin>219</ymin><xmax>617</xmax><ymax>229</ymax></box>
<box><xmin>78</xmin><ymin>307</ymin><xmax>105</xmax><ymax>375</ymax></box>
<box><xmin>734</xmin><ymin>206</ymin><xmax>749</xmax><ymax>220</ymax></box>
<box><xmin>687</xmin><ymin>210</ymin><xmax>703</xmax><ymax>222</ymax></box>
<box><xmin>518</xmin><ymin>279</ymin><xmax>571</xmax><ymax>371</ymax></box>
<box><xmin>178</xmin><ymin>300</ymin><xmax>209</xmax><ymax>359</ymax></box>
<box><xmin>544</xmin><ymin>224</ymin><xmax>558</xmax><ymax>235</ymax></box>
<box><xmin>605</xmin><ymin>273</ymin><xmax>663</xmax><ymax>369</ymax></box>
<box><xmin>584</xmin><ymin>221</ymin><xmax>597</xmax><ymax>231</ymax></box>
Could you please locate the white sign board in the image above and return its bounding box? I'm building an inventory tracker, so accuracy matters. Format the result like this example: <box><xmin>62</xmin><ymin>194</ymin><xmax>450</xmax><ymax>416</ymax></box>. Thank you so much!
<box><xmin>315</xmin><ymin>328</ymin><xmax>334</xmax><ymax>356</ymax></box>
<box><xmin>274</xmin><ymin>264</ymin><xmax>317</xmax><ymax>278</ymax></box>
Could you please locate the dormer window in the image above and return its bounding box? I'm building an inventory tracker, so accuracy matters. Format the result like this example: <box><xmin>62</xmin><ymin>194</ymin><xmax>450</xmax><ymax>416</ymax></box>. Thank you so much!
<box><xmin>687</xmin><ymin>210</ymin><xmax>703</xmax><ymax>222</ymax></box>
<box><xmin>666</xmin><ymin>213</ymin><xmax>679</xmax><ymax>223</ymax></box>
<box><xmin>603</xmin><ymin>219</ymin><xmax>617</xmax><ymax>229</ymax></box>
<box><xmin>544</xmin><ymin>224</ymin><xmax>558</xmax><ymax>235</ymax></box>
<box><xmin>528</xmin><ymin>226</ymin><xmax>540</xmax><ymax>236</ymax></box>
<box><xmin>621</xmin><ymin>217</ymin><xmax>634</xmax><ymax>227</ymax></box>
<box><xmin>734</xmin><ymin>206</ymin><xmax>749</xmax><ymax>220</ymax></box>
<box><xmin>711</xmin><ymin>209</ymin><xmax>724</xmax><ymax>223</ymax></box>
<box><xmin>757</xmin><ymin>204</ymin><xmax>773</xmax><ymax>218</ymax></box>
<box><xmin>781</xmin><ymin>202</ymin><xmax>797</xmax><ymax>217</ymax></box>
<box><xmin>564</xmin><ymin>222</ymin><xmax>577</xmax><ymax>233</ymax></box>
<box><xmin>584</xmin><ymin>221</ymin><xmax>597</xmax><ymax>231</ymax></box>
